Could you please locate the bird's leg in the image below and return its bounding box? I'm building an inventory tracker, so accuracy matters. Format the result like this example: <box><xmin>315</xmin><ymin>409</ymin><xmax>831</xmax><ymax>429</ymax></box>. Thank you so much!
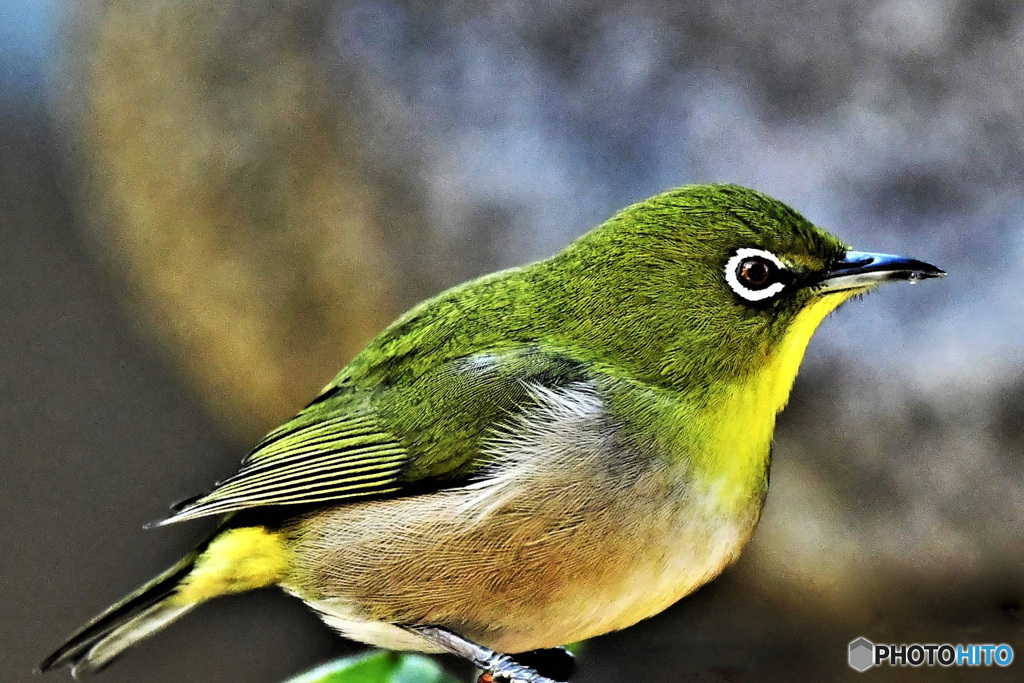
<box><xmin>405</xmin><ymin>626</ymin><xmax>560</xmax><ymax>683</ymax></box>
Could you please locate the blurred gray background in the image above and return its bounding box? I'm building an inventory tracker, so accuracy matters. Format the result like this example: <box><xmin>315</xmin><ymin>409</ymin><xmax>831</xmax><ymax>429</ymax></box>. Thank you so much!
<box><xmin>2</xmin><ymin>0</ymin><xmax>1021</xmax><ymax>681</ymax></box>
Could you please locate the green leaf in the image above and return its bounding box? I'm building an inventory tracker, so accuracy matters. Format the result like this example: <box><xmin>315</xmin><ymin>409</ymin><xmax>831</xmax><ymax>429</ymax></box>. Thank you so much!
<box><xmin>284</xmin><ymin>650</ymin><xmax>462</xmax><ymax>683</ymax></box>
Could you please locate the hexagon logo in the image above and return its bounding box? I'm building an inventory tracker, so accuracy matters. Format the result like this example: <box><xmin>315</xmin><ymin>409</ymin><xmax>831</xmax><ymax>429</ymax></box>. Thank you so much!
<box><xmin>849</xmin><ymin>637</ymin><xmax>875</xmax><ymax>672</ymax></box>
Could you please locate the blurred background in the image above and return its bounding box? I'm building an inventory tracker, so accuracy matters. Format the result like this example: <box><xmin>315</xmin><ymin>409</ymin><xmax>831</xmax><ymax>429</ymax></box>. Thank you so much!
<box><xmin>2</xmin><ymin>0</ymin><xmax>1021</xmax><ymax>680</ymax></box>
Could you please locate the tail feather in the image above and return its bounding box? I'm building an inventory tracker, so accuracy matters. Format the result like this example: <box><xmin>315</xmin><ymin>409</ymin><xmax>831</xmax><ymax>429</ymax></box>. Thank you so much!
<box><xmin>41</xmin><ymin>525</ymin><xmax>290</xmax><ymax>677</ymax></box>
<box><xmin>69</xmin><ymin>602</ymin><xmax>194</xmax><ymax>677</ymax></box>
<box><xmin>39</xmin><ymin>549</ymin><xmax>201</xmax><ymax>676</ymax></box>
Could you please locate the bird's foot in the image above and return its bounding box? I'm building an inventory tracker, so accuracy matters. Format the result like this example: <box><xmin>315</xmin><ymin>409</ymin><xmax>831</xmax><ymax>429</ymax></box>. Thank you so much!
<box><xmin>406</xmin><ymin>626</ymin><xmax>564</xmax><ymax>683</ymax></box>
<box><xmin>480</xmin><ymin>655</ymin><xmax>556</xmax><ymax>683</ymax></box>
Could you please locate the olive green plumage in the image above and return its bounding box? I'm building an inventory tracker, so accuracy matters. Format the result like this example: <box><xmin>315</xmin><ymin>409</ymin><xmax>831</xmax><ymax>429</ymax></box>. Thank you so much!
<box><xmin>42</xmin><ymin>184</ymin><xmax>942</xmax><ymax>679</ymax></box>
<box><xmin>166</xmin><ymin>184</ymin><xmax>848</xmax><ymax>519</ymax></box>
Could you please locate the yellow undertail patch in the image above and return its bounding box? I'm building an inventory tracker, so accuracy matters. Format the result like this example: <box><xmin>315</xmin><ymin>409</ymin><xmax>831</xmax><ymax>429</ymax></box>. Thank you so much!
<box><xmin>174</xmin><ymin>526</ymin><xmax>290</xmax><ymax>604</ymax></box>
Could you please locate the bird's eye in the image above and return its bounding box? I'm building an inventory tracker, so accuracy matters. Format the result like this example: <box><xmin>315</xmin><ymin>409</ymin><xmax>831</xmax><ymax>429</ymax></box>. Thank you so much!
<box><xmin>724</xmin><ymin>248</ymin><xmax>788</xmax><ymax>302</ymax></box>
<box><xmin>738</xmin><ymin>258</ymin><xmax>772</xmax><ymax>288</ymax></box>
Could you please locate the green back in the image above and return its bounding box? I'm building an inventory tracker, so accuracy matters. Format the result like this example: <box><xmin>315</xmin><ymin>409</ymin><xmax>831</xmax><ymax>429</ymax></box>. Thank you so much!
<box><xmin>164</xmin><ymin>185</ymin><xmax>847</xmax><ymax>523</ymax></box>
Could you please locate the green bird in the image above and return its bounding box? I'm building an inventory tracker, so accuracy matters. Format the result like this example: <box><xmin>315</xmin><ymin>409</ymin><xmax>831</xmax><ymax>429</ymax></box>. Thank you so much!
<box><xmin>41</xmin><ymin>185</ymin><xmax>943</xmax><ymax>682</ymax></box>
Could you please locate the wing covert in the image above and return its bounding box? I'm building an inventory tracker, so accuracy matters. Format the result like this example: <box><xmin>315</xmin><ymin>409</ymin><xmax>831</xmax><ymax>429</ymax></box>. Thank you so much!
<box><xmin>160</xmin><ymin>345</ymin><xmax>591</xmax><ymax>524</ymax></box>
<box><xmin>162</xmin><ymin>405</ymin><xmax>407</xmax><ymax>523</ymax></box>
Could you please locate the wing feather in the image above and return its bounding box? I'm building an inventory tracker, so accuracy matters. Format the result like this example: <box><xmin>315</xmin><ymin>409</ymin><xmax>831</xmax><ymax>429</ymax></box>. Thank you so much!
<box><xmin>159</xmin><ymin>345</ymin><xmax>592</xmax><ymax>524</ymax></box>
<box><xmin>161</xmin><ymin>406</ymin><xmax>406</xmax><ymax>523</ymax></box>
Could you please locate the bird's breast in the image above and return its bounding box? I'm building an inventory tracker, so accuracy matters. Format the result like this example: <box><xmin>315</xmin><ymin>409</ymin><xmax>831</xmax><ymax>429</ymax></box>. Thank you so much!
<box><xmin>284</xmin><ymin>382</ymin><xmax>769</xmax><ymax>652</ymax></box>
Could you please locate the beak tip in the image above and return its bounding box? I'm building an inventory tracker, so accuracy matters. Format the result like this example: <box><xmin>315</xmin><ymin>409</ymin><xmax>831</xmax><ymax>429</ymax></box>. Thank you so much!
<box><xmin>817</xmin><ymin>252</ymin><xmax>946</xmax><ymax>292</ymax></box>
<box><xmin>906</xmin><ymin>263</ymin><xmax>946</xmax><ymax>282</ymax></box>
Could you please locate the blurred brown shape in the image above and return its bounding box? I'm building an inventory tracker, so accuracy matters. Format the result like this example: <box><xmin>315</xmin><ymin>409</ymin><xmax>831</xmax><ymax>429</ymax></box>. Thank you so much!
<box><xmin>63</xmin><ymin>1</ymin><xmax>426</xmax><ymax>439</ymax></box>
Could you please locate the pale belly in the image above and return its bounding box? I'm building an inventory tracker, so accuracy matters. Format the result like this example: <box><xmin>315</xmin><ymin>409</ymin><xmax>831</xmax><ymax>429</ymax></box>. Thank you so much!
<box><xmin>284</xmin><ymin>470</ymin><xmax>764</xmax><ymax>654</ymax></box>
<box><xmin>281</xmin><ymin>383</ymin><xmax>769</xmax><ymax>653</ymax></box>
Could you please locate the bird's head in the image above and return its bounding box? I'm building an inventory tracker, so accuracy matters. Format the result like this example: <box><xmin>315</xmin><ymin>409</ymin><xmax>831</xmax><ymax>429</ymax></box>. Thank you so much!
<box><xmin>550</xmin><ymin>184</ymin><xmax>944</xmax><ymax>400</ymax></box>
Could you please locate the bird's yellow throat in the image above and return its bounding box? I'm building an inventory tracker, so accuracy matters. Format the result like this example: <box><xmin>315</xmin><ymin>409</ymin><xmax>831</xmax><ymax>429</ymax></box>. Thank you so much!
<box><xmin>704</xmin><ymin>291</ymin><xmax>856</xmax><ymax>508</ymax></box>
<box><xmin>757</xmin><ymin>291</ymin><xmax>856</xmax><ymax>411</ymax></box>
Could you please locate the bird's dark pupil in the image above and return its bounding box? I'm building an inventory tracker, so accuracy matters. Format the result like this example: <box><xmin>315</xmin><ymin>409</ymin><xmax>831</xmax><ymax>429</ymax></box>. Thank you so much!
<box><xmin>738</xmin><ymin>258</ymin><xmax>773</xmax><ymax>289</ymax></box>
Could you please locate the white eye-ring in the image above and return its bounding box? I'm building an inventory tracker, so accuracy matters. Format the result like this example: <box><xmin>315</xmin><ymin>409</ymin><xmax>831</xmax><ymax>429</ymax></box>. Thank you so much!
<box><xmin>725</xmin><ymin>248</ymin><xmax>789</xmax><ymax>302</ymax></box>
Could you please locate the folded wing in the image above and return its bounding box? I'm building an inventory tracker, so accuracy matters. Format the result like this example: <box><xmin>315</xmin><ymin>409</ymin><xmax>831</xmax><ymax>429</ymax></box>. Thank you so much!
<box><xmin>161</xmin><ymin>345</ymin><xmax>591</xmax><ymax>524</ymax></box>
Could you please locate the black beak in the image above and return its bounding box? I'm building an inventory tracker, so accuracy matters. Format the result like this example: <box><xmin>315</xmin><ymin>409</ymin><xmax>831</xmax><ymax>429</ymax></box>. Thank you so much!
<box><xmin>815</xmin><ymin>251</ymin><xmax>945</xmax><ymax>293</ymax></box>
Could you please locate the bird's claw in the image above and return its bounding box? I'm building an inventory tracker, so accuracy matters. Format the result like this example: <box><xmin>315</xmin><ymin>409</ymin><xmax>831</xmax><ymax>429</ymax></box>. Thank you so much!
<box><xmin>479</xmin><ymin>656</ymin><xmax>558</xmax><ymax>683</ymax></box>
